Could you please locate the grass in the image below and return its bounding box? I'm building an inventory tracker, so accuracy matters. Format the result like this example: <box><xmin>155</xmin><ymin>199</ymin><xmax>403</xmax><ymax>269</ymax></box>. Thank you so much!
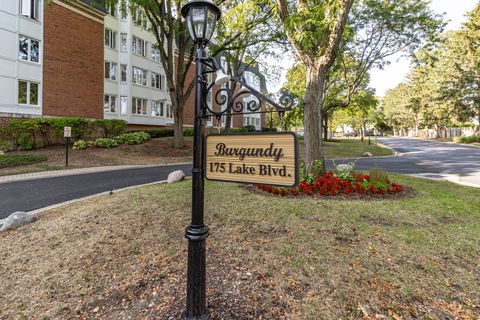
<box><xmin>0</xmin><ymin>154</ymin><xmax>47</xmax><ymax>168</ymax></box>
<box><xmin>300</xmin><ymin>138</ymin><xmax>394</xmax><ymax>159</ymax></box>
<box><xmin>1</xmin><ymin>176</ymin><xmax>479</xmax><ymax>319</ymax></box>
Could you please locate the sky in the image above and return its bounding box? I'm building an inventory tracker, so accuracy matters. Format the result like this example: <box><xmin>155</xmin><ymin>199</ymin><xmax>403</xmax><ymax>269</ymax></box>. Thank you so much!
<box><xmin>370</xmin><ymin>0</ymin><xmax>478</xmax><ymax>97</ymax></box>
<box><xmin>268</xmin><ymin>0</ymin><xmax>479</xmax><ymax>97</ymax></box>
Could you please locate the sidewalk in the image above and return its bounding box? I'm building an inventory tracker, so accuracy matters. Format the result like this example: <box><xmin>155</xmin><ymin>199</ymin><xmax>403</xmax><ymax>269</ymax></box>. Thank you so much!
<box><xmin>0</xmin><ymin>163</ymin><xmax>190</xmax><ymax>184</ymax></box>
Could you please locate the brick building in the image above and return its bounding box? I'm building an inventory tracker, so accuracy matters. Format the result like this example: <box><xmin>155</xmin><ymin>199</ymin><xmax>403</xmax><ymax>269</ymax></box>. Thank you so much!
<box><xmin>0</xmin><ymin>0</ymin><xmax>268</xmax><ymax>130</ymax></box>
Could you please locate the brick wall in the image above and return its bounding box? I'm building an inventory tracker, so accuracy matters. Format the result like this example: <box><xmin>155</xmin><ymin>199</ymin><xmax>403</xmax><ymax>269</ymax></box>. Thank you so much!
<box><xmin>181</xmin><ymin>57</ymin><xmax>196</xmax><ymax>127</ymax></box>
<box><xmin>43</xmin><ymin>2</ymin><xmax>104</xmax><ymax>119</ymax></box>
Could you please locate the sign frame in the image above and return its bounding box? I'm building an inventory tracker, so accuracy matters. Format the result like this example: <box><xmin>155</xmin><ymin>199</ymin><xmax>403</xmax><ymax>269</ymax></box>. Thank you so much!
<box><xmin>64</xmin><ymin>126</ymin><xmax>72</xmax><ymax>138</ymax></box>
<box><xmin>204</xmin><ymin>131</ymin><xmax>300</xmax><ymax>187</ymax></box>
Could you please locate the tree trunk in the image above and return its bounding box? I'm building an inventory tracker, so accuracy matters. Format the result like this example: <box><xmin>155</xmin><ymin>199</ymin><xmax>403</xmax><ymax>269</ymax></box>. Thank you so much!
<box><xmin>173</xmin><ymin>108</ymin><xmax>184</xmax><ymax>148</ymax></box>
<box><xmin>303</xmin><ymin>63</ymin><xmax>326</xmax><ymax>173</ymax></box>
<box><xmin>323</xmin><ymin>113</ymin><xmax>329</xmax><ymax>140</ymax></box>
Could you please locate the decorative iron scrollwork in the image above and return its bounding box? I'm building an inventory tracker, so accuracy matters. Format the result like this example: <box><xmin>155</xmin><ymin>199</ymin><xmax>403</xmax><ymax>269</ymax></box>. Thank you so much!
<box><xmin>204</xmin><ymin>76</ymin><xmax>294</xmax><ymax>117</ymax></box>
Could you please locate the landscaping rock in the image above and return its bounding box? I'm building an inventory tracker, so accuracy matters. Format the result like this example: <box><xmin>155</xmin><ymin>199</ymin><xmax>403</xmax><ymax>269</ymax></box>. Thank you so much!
<box><xmin>167</xmin><ymin>170</ymin><xmax>185</xmax><ymax>184</ymax></box>
<box><xmin>0</xmin><ymin>211</ymin><xmax>37</xmax><ymax>232</ymax></box>
<box><xmin>362</xmin><ymin>152</ymin><xmax>374</xmax><ymax>157</ymax></box>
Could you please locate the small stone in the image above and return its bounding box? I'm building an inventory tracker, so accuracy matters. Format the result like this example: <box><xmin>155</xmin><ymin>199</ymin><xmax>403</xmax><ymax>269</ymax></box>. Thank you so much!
<box><xmin>0</xmin><ymin>211</ymin><xmax>38</xmax><ymax>232</ymax></box>
<box><xmin>362</xmin><ymin>152</ymin><xmax>373</xmax><ymax>157</ymax></box>
<box><xmin>167</xmin><ymin>170</ymin><xmax>186</xmax><ymax>184</ymax></box>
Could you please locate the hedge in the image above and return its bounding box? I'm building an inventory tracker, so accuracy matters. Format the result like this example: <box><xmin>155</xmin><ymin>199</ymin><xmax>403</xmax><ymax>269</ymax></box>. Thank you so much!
<box><xmin>0</xmin><ymin>118</ymin><xmax>127</xmax><ymax>151</ymax></box>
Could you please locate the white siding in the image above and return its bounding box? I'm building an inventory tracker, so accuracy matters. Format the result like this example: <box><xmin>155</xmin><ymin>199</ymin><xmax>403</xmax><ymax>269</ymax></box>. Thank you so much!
<box><xmin>0</xmin><ymin>0</ymin><xmax>43</xmax><ymax>116</ymax></box>
<box><xmin>103</xmin><ymin>7</ymin><xmax>172</xmax><ymax>126</ymax></box>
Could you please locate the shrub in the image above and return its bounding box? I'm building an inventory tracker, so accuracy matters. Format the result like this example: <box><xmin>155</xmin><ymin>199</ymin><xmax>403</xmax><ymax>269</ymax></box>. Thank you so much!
<box><xmin>0</xmin><ymin>118</ymin><xmax>127</xmax><ymax>150</ymax></box>
<box><xmin>115</xmin><ymin>132</ymin><xmax>150</xmax><ymax>145</ymax></box>
<box><xmin>299</xmin><ymin>160</ymin><xmax>323</xmax><ymax>183</ymax></box>
<box><xmin>0</xmin><ymin>154</ymin><xmax>47</xmax><ymax>168</ymax></box>
<box><xmin>458</xmin><ymin>136</ymin><xmax>480</xmax><ymax>144</ymax></box>
<box><xmin>93</xmin><ymin>138</ymin><xmax>118</xmax><ymax>149</ymax></box>
<box><xmin>261</xmin><ymin>127</ymin><xmax>278</xmax><ymax>132</ymax></box>
<box><xmin>73</xmin><ymin>140</ymin><xmax>94</xmax><ymax>150</ymax></box>
<box><xmin>143</xmin><ymin>129</ymin><xmax>174</xmax><ymax>138</ymax></box>
<box><xmin>17</xmin><ymin>132</ymin><xmax>36</xmax><ymax>151</ymax></box>
<box><xmin>183</xmin><ymin>128</ymin><xmax>195</xmax><ymax>136</ymax></box>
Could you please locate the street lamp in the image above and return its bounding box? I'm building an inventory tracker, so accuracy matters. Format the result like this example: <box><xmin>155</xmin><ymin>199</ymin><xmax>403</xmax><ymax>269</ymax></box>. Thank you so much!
<box><xmin>181</xmin><ymin>1</ymin><xmax>221</xmax><ymax>320</ymax></box>
<box><xmin>182</xmin><ymin>0</ymin><xmax>221</xmax><ymax>45</ymax></box>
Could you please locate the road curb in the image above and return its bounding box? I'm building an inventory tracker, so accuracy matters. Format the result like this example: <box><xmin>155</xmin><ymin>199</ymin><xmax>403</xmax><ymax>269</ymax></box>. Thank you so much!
<box><xmin>0</xmin><ymin>162</ymin><xmax>192</xmax><ymax>184</ymax></box>
<box><xmin>0</xmin><ymin>178</ymin><xmax>179</xmax><ymax>228</ymax></box>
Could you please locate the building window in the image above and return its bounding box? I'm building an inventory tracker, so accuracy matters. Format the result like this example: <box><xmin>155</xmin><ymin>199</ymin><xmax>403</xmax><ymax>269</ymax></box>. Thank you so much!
<box><xmin>256</xmin><ymin>118</ymin><xmax>260</xmax><ymax>126</ymax></box>
<box><xmin>151</xmin><ymin>46</ymin><xmax>160</xmax><ymax>62</ymax></box>
<box><xmin>121</xmin><ymin>64</ymin><xmax>127</xmax><ymax>82</ymax></box>
<box><xmin>166</xmin><ymin>104</ymin><xmax>173</xmax><ymax>118</ymax></box>
<box><xmin>20</xmin><ymin>0</ymin><xmax>39</xmax><ymax>20</ymax></box>
<box><xmin>120</xmin><ymin>33</ymin><xmax>127</xmax><ymax>52</ymax></box>
<box><xmin>152</xmin><ymin>100</ymin><xmax>163</xmax><ymax>117</ymax></box>
<box><xmin>18</xmin><ymin>80</ymin><xmax>38</xmax><ymax>106</ymax></box>
<box><xmin>132</xmin><ymin>97</ymin><xmax>147</xmax><ymax>115</ymax></box>
<box><xmin>151</xmin><ymin>73</ymin><xmax>162</xmax><ymax>89</ymax></box>
<box><xmin>18</xmin><ymin>36</ymin><xmax>39</xmax><ymax>63</ymax></box>
<box><xmin>105</xmin><ymin>61</ymin><xmax>117</xmax><ymax>81</ymax></box>
<box><xmin>132</xmin><ymin>66</ymin><xmax>147</xmax><ymax>86</ymax></box>
<box><xmin>120</xmin><ymin>96</ymin><xmax>128</xmax><ymax>114</ymax></box>
<box><xmin>104</xmin><ymin>95</ymin><xmax>117</xmax><ymax>113</ymax></box>
<box><xmin>105</xmin><ymin>28</ymin><xmax>117</xmax><ymax>49</ymax></box>
<box><xmin>132</xmin><ymin>36</ymin><xmax>146</xmax><ymax>56</ymax></box>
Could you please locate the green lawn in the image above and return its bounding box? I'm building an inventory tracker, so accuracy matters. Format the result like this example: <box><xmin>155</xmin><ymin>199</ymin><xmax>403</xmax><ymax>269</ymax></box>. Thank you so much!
<box><xmin>300</xmin><ymin>138</ymin><xmax>394</xmax><ymax>159</ymax></box>
<box><xmin>1</xmin><ymin>176</ymin><xmax>478</xmax><ymax>319</ymax></box>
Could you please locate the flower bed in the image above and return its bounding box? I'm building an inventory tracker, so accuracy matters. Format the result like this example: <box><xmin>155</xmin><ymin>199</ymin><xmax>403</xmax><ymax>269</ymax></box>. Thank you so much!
<box><xmin>256</xmin><ymin>171</ymin><xmax>403</xmax><ymax>197</ymax></box>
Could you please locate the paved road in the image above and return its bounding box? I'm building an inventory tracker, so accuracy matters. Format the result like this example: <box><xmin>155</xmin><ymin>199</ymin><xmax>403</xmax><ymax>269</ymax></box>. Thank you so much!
<box><xmin>327</xmin><ymin>137</ymin><xmax>480</xmax><ymax>187</ymax></box>
<box><xmin>0</xmin><ymin>164</ymin><xmax>192</xmax><ymax>219</ymax></box>
<box><xmin>1</xmin><ymin>138</ymin><xmax>478</xmax><ymax>219</ymax></box>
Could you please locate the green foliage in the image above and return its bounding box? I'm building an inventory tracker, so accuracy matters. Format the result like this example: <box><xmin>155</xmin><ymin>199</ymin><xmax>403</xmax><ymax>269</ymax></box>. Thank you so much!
<box><xmin>143</xmin><ymin>129</ymin><xmax>174</xmax><ymax>138</ymax></box>
<box><xmin>456</xmin><ymin>136</ymin><xmax>480</xmax><ymax>144</ymax></box>
<box><xmin>0</xmin><ymin>154</ymin><xmax>47</xmax><ymax>168</ymax></box>
<box><xmin>94</xmin><ymin>119</ymin><xmax>127</xmax><ymax>138</ymax></box>
<box><xmin>93</xmin><ymin>138</ymin><xmax>118</xmax><ymax>149</ymax></box>
<box><xmin>369</xmin><ymin>166</ymin><xmax>389</xmax><ymax>183</ymax></box>
<box><xmin>261</xmin><ymin>127</ymin><xmax>278</xmax><ymax>132</ymax></box>
<box><xmin>183</xmin><ymin>128</ymin><xmax>194</xmax><ymax>137</ymax></box>
<box><xmin>17</xmin><ymin>133</ymin><xmax>36</xmax><ymax>151</ymax></box>
<box><xmin>333</xmin><ymin>160</ymin><xmax>356</xmax><ymax>182</ymax></box>
<box><xmin>221</xmin><ymin>125</ymin><xmax>257</xmax><ymax>134</ymax></box>
<box><xmin>300</xmin><ymin>160</ymin><xmax>323</xmax><ymax>183</ymax></box>
<box><xmin>72</xmin><ymin>140</ymin><xmax>94</xmax><ymax>150</ymax></box>
<box><xmin>114</xmin><ymin>132</ymin><xmax>150</xmax><ymax>145</ymax></box>
<box><xmin>1</xmin><ymin>118</ymin><xmax>127</xmax><ymax>150</ymax></box>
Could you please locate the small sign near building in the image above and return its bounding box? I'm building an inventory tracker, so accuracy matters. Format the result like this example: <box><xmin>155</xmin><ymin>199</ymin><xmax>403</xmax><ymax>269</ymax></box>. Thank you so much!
<box><xmin>64</xmin><ymin>126</ymin><xmax>72</xmax><ymax>138</ymax></box>
<box><xmin>205</xmin><ymin>132</ymin><xmax>299</xmax><ymax>187</ymax></box>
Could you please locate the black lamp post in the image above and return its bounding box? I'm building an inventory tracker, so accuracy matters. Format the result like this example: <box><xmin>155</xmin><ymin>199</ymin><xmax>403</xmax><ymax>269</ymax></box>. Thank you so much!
<box><xmin>181</xmin><ymin>1</ymin><xmax>221</xmax><ymax>319</ymax></box>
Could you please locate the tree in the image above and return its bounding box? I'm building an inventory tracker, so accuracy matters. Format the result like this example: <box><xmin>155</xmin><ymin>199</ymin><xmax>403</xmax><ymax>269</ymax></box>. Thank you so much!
<box><xmin>274</xmin><ymin>0</ymin><xmax>443</xmax><ymax>172</ymax></box>
<box><xmin>274</xmin><ymin>0</ymin><xmax>354</xmax><ymax>172</ymax></box>
<box><xmin>103</xmin><ymin>0</ymin><xmax>278</xmax><ymax>148</ymax></box>
<box><xmin>383</xmin><ymin>83</ymin><xmax>417</xmax><ymax>136</ymax></box>
<box><xmin>212</xmin><ymin>0</ymin><xmax>282</xmax><ymax>131</ymax></box>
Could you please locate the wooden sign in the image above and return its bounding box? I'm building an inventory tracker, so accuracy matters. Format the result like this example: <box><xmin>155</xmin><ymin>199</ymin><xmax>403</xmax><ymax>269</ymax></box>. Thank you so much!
<box><xmin>64</xmin><ymin>126</ymin><xmax>72</xmax><ymax>138</ymax></box>
<box><xmin>205</xmin><ymin>132</ymin><xmax>299</xmax><ymax>187</ymax></box>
